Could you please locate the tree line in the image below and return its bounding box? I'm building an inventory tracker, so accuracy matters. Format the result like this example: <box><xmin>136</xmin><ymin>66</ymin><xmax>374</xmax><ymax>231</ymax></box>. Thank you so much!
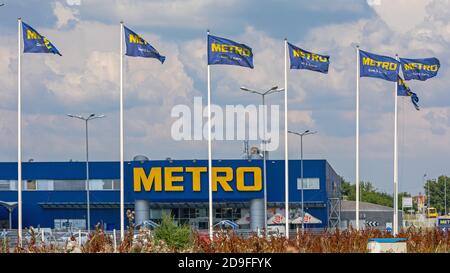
<box><xmin>340</xmin><ymin>178</ymin><xmax>410</xmax><ymax>209</ymax></box>
<box><xmin>341</xmin><ymin>176</ymin><xmax>449</xmax><ymax>215</ymax></box>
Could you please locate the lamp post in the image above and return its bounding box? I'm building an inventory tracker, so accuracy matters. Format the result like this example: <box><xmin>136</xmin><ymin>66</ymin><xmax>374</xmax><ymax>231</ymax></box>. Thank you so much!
<box><xmin>67</xmin><ymin>114</ymin><xmax>105</xmax><ymax>232</ymax></box>
<box><xmin>429</xmin><ymin>178</ymin><xmax>433</xmax><ymax>210</ymax></box>
<box><xmin>423</xmin><ymin>173</ymin><xmax>427</xmax><ymax>214</ymax></box>
<box><xmin>445</xmin><ymin>178</ymin><xmax>447</xmax><ymax>216</ymax></box>
<box><xmin>288</xmin><ymin>130</ymin><xmax>317</xmax><ymax>234</ymax></box>
<box><xmin>240</xmin><ymin>86</ymin><xmax>284</xmax><ymax>235</ymax></box>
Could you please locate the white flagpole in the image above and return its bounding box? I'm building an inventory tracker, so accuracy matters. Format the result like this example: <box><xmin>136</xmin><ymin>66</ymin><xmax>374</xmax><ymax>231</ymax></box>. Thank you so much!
<box><xmin>119</xmin><ymin>21</ymin><xmax>125</xmax><ymax>240</ymax></box>
<box><xmin>393</xmin><ymin>54</ymin><xmax>399</xmax><ymax>236</ymax></box>
<box><xmin>17</xmin><ymin>17</ymin><xmax>23</xmax><ymax>244</ymax></box>
<box><xmin>207</xmin><ymin>30</ymin><xmax>213</xmax><ymax>241</ymax></box>
<box><xmin>284</xmin><ymin>39</ymin><xmax>289</xmax><ymax>239</ymax></box>
<box><xmin>355</xmin><ymin>45</ymin><xmax>360</xmax><ymax>231</ymax></box>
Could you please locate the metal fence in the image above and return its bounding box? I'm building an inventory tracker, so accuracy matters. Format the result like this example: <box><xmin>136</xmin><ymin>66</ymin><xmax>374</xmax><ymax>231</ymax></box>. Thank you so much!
<box><xmin>0</xmin><ymin>227</ymin><xmax>336</xmax><ymax>252</ymax></box>
<box><xmin>0</xmin><ymin>229</ymin><xmax>121</xmax><ymax>251</ymax></box>
<box><xmin>197</xmin><ymin>228</ymin><xmax>330</xmax><ymax>238</ymax></box>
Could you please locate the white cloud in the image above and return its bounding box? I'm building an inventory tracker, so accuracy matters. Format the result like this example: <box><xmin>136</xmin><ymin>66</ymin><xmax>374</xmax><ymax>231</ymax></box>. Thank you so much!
<box><xmin>0</xmin><ymin>44</ymin><xmax>17</xmax><ymax>108</ymax></box>
<box><xmin>369</xmin><ymin>0</ymin><xmax>433</xmax><ymax>33</ymax></box>
<box><xmin>79</xmin><ymin>0</ymin><xmax>240</xmax><ymax>28</ymax></box>
<box><xmin>288</xmin><ymin>110</ymin><xmax>315</xmax><ymax>128</ymax></box>
<box><xmin>66</xmin><ymin>0</ymin><xmax>81</xmax><ymax>6</ymax></box>
<box><xmin>305</xmin><ymin>0</ymin><xmax>366</xmax><ymax>12</ymax></box>
<box><xmin>53</xmin><ymin>1</ymin><xmax>80</xmax><ymax>29</ymax></box>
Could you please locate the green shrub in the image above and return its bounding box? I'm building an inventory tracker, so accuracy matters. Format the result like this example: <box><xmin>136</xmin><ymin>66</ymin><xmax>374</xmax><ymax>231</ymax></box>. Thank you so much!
<box><xmin>154</xmin><ymin>214</ymin><xmax>192</xmax><ymax>251</ymax></box>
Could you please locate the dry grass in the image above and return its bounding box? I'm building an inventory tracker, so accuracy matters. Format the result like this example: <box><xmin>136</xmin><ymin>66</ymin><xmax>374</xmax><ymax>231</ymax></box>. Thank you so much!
<box><xmin>1</xmin><ymin>212</ymin><xmax>448</xmax><ymax>253</ymax></box>
<box><xmin>194</xmin><ymin>228</ymin><xmax>450</xmax><ymax>253</ymax></box>
<box><xmin>1</xmin><ymin>227</ymin><xmax>448</xmax><ymax>253</ymax></box>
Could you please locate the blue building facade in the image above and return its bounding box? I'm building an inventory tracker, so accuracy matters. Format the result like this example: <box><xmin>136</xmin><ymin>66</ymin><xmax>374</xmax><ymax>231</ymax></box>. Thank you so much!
<box><xmin>0</xmin><ymin>160</ymin><xmax>341</xmax><ymax>230</ymax></box>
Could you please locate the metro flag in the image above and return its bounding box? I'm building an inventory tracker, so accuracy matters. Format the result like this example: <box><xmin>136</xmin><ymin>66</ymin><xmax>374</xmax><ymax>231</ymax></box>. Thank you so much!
<box><xmin>398</xmin><ymin>76</ymin><xmax>420</xmax><ymax>111</ymax></box>
<box><xmin>124</xmin><ymin>25</ymin><xmax>166</xmax><ymax>63</ymax></box>
<box><xmin>360</xmin><ymin>50</ymin><xmax>399</xmax><ymax>82</ymax></box>
<box><xmin>400</xmin><ymin>57</ymin><xmax>440</xmax><ymax>81</ymax></box>
<box><xmin>288</xmin><ymin>42</ymin><xmax>330</xmax><ymax>73</ymax></box>
<box><xmin>22</xmin><ymin>22</ymin><xmax>61</xmax><ymax>56</ymax></box>
<box><xmin>207</xmin><ymin>35</ymin><xmax>254</xmax><ymax>68</ymax></box>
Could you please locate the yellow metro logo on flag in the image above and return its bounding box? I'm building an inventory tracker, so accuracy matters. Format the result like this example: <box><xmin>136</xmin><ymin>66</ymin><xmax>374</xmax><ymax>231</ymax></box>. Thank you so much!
<box><xmin>123</xmin><ymin>25</ymin><xmax>166</xmax><ymax>63</ymax></box>
<box><xmin>22</xmin><ymin>22</ymin><xmax>61</xmax><ymax>56</ymax></box>
<box><xmin>288</xmin><ymin>42</ymin><xmax>330</xmax><ymax>73</ymax></box>
<box><xmin>359</xmin><ymin>50</ymin><xmax>399</xmax><ymax>82</ymax></box>
<box><xmin>207</xmin><ymin>34</ymin><xmax>254</xmax><ymax>68</ymax></box>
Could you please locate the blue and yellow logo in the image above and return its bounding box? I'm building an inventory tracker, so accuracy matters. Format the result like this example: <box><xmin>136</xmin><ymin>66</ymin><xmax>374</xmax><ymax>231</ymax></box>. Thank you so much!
<box><xmin>362</xmin><ymin>56</ymin><xmax>398</xmax><ymax>71</ymax></box>
<box><xmin>292</xmin><ymin>48</ymin><xmax>328</xmax><ymax>63</ymax></box>
<box><xmin>207</xmin><ymin>34</ymin><xmax>254</xmax><ymax>68</ymax></box>
<box><xmin>128</xmin><ymin>33</ymin><xmax>149</xmax><ymax>45</ymax></box>
<box><xmin>123</xmin><ymin>25</ymin><xmax>165</xmax><ymax>63</ymax></box>
<box><xmin>22</xmin><ymin>22</ymin><xmax>61</xmax><ymax>56</ymax></box>
<box><xmin>403</xmin><ymin>62</ymin><xmax>439</xmax><ymax>72</ymax></box>
<box><xmin>134</xmin><ymin>166</ymin><xmax>262</xmax><ymax>192</ymax></box>
<box><xmin>210</xmin><ymin>43</ymin><xmax>251</xmax><ymax>57</ymax></box>
<box><xmin>359</xmin><ymin>50</ymin><xmax>399</xmax><ymax>82</ymax></box>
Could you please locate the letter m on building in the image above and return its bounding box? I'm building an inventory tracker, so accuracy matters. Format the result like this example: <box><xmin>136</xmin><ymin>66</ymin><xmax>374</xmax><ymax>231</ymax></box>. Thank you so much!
<box><xmin>133</xmin><ymin>167</ymin><xmax>163</xmax><ymax>192</ymax></box>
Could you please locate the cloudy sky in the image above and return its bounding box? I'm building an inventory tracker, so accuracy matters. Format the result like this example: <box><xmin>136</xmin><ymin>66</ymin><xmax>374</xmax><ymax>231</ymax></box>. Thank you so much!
<box><xmin>0</xmin><ymin>0</ymin><xmax>449</xmax><ymax>195</ymax></box>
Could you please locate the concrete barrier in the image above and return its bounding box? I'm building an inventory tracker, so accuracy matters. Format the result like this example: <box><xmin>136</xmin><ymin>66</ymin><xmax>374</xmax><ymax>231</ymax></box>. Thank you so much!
<box><xmin>367</xmin><ymin>238</ymin><xmax>407</xmax><ymax>253</ymax></box>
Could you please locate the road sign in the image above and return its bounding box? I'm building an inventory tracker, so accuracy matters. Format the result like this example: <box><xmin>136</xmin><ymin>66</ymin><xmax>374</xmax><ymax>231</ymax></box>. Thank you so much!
<box><xmin>365</xmin><ymin>221</ymin><xmax>379</xmax><ymax>227</ymax></box>
<box><xmin>386</xmin><ymin>222</ymin><xmax>393</xmax><ymax>233</ymax></box>
<box><xmin>437</xmin><ymin>217</ymin><xmax>450</xmax><ymax>232</ymax></box>
<box><xmin>402</xmin><ymin>197</ymin><xmax>413</xmax><ymax>208</ymax></box>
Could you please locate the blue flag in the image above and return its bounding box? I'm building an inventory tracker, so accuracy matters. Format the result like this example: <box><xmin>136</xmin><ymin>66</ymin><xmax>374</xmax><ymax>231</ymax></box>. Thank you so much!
<box><xmin>124</xmin><ymin>26</ymin><xmax>165</xmax><ymax>64</ymax></box>
<box><xmin>288</xmin><ymin>42</ymin><xmax>330</xmax><ymax>73</ymax></box>
<box><xmin>400</xmin><ymin>57</ymin><xmax>440</xmax><ymax>81</ymax></box>
<box><xmin>207</xmin><ymin>35</ymin><xmax>253</xmax><ymax>68</ymax></box>
<box><xmin>360</xmin><ymin>50</ymin><xmax>399</xmax><ymax>82</ymax></box>
<box><xmin>22</xmin><ymin>22</ymin><xmax>61</xmax><ymax>56</ymax></box>
<box><xmin>398</xmin><ymin>76</ymin><xmax>420</xmax><ymax>111</ymax></box>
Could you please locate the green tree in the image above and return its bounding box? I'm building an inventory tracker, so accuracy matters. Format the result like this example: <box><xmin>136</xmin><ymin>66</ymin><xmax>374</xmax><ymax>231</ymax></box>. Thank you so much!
<box><xmin>154</xmin><ymin>214</ymin><xmax>192</xmax><ymax>251</ymax></box>
<box><xmin>340</xmin><ymin>176</ymin><xmax>354</xmax><ymax>198</ymax></box>
<box><xmin>341</xmin><ymin>178</ymin><xmax>411</xmax><ymax>209</ymax></box>
<box><xmin>425</xmin><ymin>176</ymin><xmax>450</xmax><ymax>215</ymax></box>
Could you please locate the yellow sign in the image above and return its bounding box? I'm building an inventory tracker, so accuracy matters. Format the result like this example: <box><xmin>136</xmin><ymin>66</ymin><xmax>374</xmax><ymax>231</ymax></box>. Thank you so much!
<box><xmin>211</xmin><ymin>43</ymin><xmax>251</xmax><ymax>57</ymax></box>
<box><xmin>403</xmin><ymin>62</ymin><xmax>439</xmax><ymax>72</ymax></box>
<box><xmin>292</xmin><ymin>48</ymin><xmax>328</xmax><ymax>63</ymax></box>
<box><xmin>362</xmin><ymin>57</ymin><xmax>398</xmax><ymax>71</ymax></box>
<box><xmin>133</xmin><ymin>166</ymin><xmax>262</xmax><ymax>192</ymax></box>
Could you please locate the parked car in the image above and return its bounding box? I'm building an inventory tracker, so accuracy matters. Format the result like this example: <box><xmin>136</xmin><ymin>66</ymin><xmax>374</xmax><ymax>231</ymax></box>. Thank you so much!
<box><xmin>427</xmin><ymin>207</ymin><xmax>439</xmax><ymax>218</ymax></box>
<box><xmin>196</xmin><ymin>231</ymin><xmax>211</xmax><ymax>244</ymax></box>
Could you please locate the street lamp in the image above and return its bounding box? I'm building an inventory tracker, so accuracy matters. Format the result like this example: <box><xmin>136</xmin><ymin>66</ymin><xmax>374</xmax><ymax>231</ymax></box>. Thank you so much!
<box><xmin>240</xmin><ymin>85</ymin><xmax>285</xmax><ymax>235</ymax></box>
<box><xmin>288</xmin><ymin>130</ymin><xmax>317</xmax><ymax>234</ymax></box>
<box><xmin>67</xmin><ymin>113</ymin><xmax>105</xmax><ymax>232</ymax></box>
<box><xmin>445</xmin><ymin>178</ymin><xmax>448</xmax><ymax>216</ymax></box>
<box><xmin>423</xmin><ymin>173</ymin><xmax>427</xmax><ymax>213</ymax></box>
